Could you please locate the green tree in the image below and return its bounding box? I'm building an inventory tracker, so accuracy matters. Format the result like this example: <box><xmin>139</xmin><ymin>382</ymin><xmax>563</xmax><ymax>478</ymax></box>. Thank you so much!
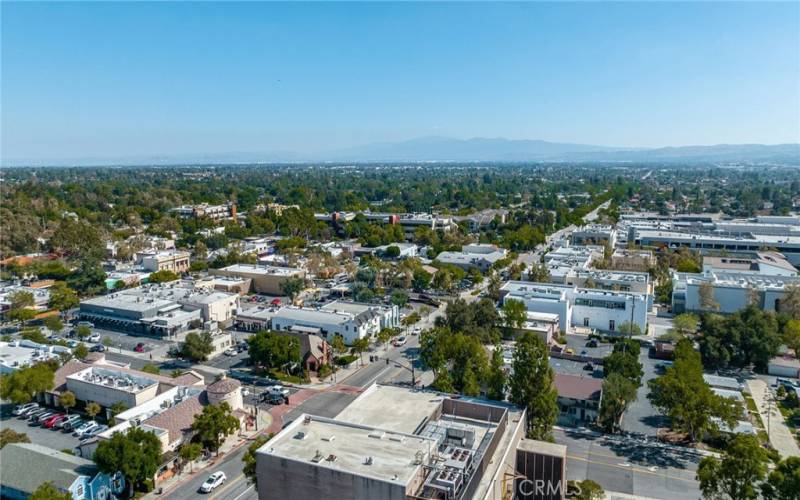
<box><xmin>377</xmin><ymin>328</ymin><xmax>394</xmax><ymax>348</ymax></box>
<box><xmin>509</xmin><ymin>332</ymin><xmax>558</xmax><ymax>440</ymax></box>
<box><xmin>0</xmin><ymin>363</ymin><xmax>55</xmax><ymax>404</ymax></box>
<box><xmin>761</xmin><ymin>456</ymin><xmax>800</xmax><ymax>500</ymax></box>
<box><xmin>411</xmin><ymin>268</ymin><xmax>432</xmax><ymax>291</ymax></box>
<box><xmin>94</xmin><ymin>426</ymin><xmax>163</xmax><ymax>497</ymax></box>
<box><xmin>75</xmin><ymin>325</ymin><xmax>91</xmax><ymax>340</ymax></box>
<box><xmin>383</xmin><ymin>245</ymin><xmax>401</xmax><ymax>259</ymax></box>
<box><xmin>73</xmin><ymin>343</ymin><xmax>88</xmax><ymax>360</ymax></box>
<box><xmin>502</xmin><ymin>298</ymin><xmax>527</xmax><ymax>330</ymax></box>
<box><xmin>401</xmin><ymin>311</ymin><xmax>421</xmax><ymax>329</ymax></box>
<box><xmin>179</xmin><ymin>442</ymin><xmax>203</xmax><ymax>472</ymax></box>
<box><xmin>109</xmin><ymin>402</ymin><xmax>128</xmax><ymax>420</ymax></box>
<box><xmin>782</xmin><ymin>319</ymin><xmax>800</xmax><ymax>356</ymax></box>
<box><xmin>43</xmin><ymin>315</ymin><xmax>64</xmax><ymax>333</ymax></box>
<box><xmin>697</xmin><ymin>434</ymin><xmax>768</xmax><ymax>500</ymax></box>
<box><xmin>248</xmin><ymin>330</ymin><xmax>301</xmax><ymax>370</ymax></box>
<box><xmin>699</xmin><ymin>281</ymin><xmax>720</xmax><ymax>311</ymax></box>
<box><xmin>29</xmin><ymin>481</ymin><xmax>72</xmax><ymax>500</ymax></box>
<box><xmin>486</xmin><ymin>345</ymin><xmax>507</xmax><ymax>401</ymax></box>
<box><xmin>141</xmin><ymin>364</ymin><xmax>160</xmax><ymax>375</ymax></box>
<box><xmin>487</xmin><ymin>272</ymin><xmax>502</xmax><ymax>301</ymax></box>
<box><xmin>279</xmin><ymin>277</ymin><xmax>305</xmax><ymax>302</ymax></box>
<box><xmin>648</xmin><ymin>340</ymin><xmax>741</xmax><ymax>442</ymax></box>
<box><xmin>59</xmin><ymin>390</ymin><xmax>76</xmax><ymax>415</ymax></box>
<box><xmin>180</xmin><ymin>331</ymin><xmax>215</xmax><ymax>362</ymax></box>
<box><xmin>570</xmin><ymin>479</ymin><xmax>604</xmax><ymax>500</ymax></box>
<box><xmin>390</xmin><ymin>290</ymin><xmax>409</xmax><ymax>308</ymax></box>
<box><xmin>603</xmin><ymin>340</ymin><xmax>643</xmax><ymax>387</ymax></box>
<box><xmin>47</xmin><ymin>282</ymin><xmax>79</xmax><ymax>313</ymax></box>
<box><xmin>779</xmin><ymin>284</ymin><xmax>800</xmax><ymax>320</ymax></box>
<box><xmin>671</xmin><ymin>313</ymin><xmax>699</xmax><ymax>338</ymax></box>
<box><xmin>6</xmin><ymin>290</ymin><xmax>35</xmax><ymax>324</ymax></box>
<box><xmin>101</xmin><ymin>336</ymin><xmax>113</xmax><ymax>348</ymax></box>
<box><xmin>243</xmin><ymin>434</ymin><xmax>274</xmax><ymax>490</ymax></box>
<box><xmin>330</xmin><ymin>334</ymin><xmax>346</xmax><ymax>356</ymax></box>
<box><xmin>351</xmin><ymin>337</ymin><xmax>370</xmax><ymax>366</ymax></box>
<box><xmin>0</xmin><ymin>428</ymin><xmax>30</xmax><ymax>449</ymax></box>
<box><xmin>191</xmin><ymin>402</ymin><xmax>240</xmax><ymax>454</ymax></box>
<box><xmin>85</xmin><ymin>402</ymin><xmax>101</xmax><ymax>421</ymax></box>
<box><xmin>148</xmin><ymin>269</ymin><xmax>180</xmax><ymax>283</ymax></box>
<box><xmin>598</xmin><ymin>373</ymin><xmax>637</xmax><ymax>432</ymax></box>
<box><xmin>617</xmin><ymin>321</ymin><xmax>642</xmax><ymax>337</ymax></box>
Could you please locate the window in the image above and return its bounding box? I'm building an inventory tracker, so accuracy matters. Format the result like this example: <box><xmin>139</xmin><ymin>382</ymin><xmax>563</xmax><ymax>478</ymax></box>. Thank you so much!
<box><xmin>609</xmin><ymin>320</ymin><xmax>615</xmax><ymax>331</ymax></box>
<box><xmin>583</xmin><ymin>317</ymin><xmax>589</xmax><ymax>327</ymax></box>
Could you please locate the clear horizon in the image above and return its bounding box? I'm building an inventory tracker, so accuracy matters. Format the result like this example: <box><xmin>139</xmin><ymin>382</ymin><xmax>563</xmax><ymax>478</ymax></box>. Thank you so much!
<box><xmin>2</xmin><ymin>2</ymin><xmax>799</xmax><ymax>162</ymax></box>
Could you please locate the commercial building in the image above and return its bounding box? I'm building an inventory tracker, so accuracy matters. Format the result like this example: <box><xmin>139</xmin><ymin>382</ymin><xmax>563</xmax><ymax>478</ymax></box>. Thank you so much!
<box><xmin>436</xmin><ymin>244</ymin><xmax>508</xmax><ymax>272</ymax></box>
<box><xmin>571</xmin><ymin>224</ymin><xmax>617</xmax><ymax>248</ymax></box>
<box><xmin>500</xmin><ymin>281</ymin><xmax>648</xmax><ymax>335</ymax></box>
<box><xmin>0</xmin><ymin>443</ymin><xmax>124</xmax><ymax>500</ymax></box>
<box><xmin>271</xmin><ymin>301</ymin><xmax>398</xmax><ymax>344</ymax></box>
<box><xmin>453</xmin><ymin>209</ymin><xmax>509</xmax><ymax>232</ymax></box>
<box><xmin>0</xmin><ymin>339</ymin><xmax>71</xmax><ymax>374</ymax></box>
<box><xmin>701</xmin><ymin>252</ymin><xmax>798</xmax><ymax>277</ymax></box>
<box><xmin>79</xmin><ymin>282</ymin><xmax>239</xmax><ymax>335</ymax></box>
<box><xmin>541</xmin><ymin>245</ymin><xmax>603</xmax><ymax>283</ymax></box>
<box><xmin>610</xmin><ymin>248</ymin><xmax>656</xmax><ymax>271</ymax></box>
<box><xmin>210</xmin><ymin>263</ymin><xmax>306</xmax><ymax>295</ymax></box>
<box><xmin>315</xmin><ymin>211</ymin><xmax>457</xmax><ymax>240</ymax></box>
<box><xmin>0</xmin><ymin>282</ymin><xmax>51</xmax><ymax>317</ymax></box>
<box><xmin>671</xmin><ymin>271</ymin><xmax>800</xmax><ymax>314</ymax></box>
<box><xmin>255</xmin><ymin>384</ymin><xmax>560</xmax><ymax>500</ymax></box>
<box><xmin>138</xmin><ymin>250</ymin><xmax>190</xmax><ymax>274</ymax></box>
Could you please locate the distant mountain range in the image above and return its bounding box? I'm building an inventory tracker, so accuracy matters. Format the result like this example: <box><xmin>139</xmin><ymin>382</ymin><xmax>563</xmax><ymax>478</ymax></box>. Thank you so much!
<box><xmin>4</xmin><ymin>137</ymin><xmax>799</xmax><ymax>166</ymax></box>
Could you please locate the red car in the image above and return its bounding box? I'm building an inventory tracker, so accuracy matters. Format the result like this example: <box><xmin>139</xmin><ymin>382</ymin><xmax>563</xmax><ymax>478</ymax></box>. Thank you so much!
<box><xmin>134</xmin><ymin>342</ymin><xmax>145</xmax><ymax>353</ymax></box>
<box><xmin>271</xmin><ymin>298</ymin><xmax>282</xmax><ymax>306</ymax></box>
<box><xmin>43</xmin><ymin>413</ymin><xmax>66</xmax><ymax>429</ymax></box>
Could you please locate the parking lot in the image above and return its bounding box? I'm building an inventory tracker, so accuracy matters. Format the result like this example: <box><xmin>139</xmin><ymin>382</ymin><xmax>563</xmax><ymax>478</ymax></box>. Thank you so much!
<box><xmin>562</xmin><ymin>334</ymin><xmax>614</xmax><ymax>359</ymax></box>
<box><xmin>1</xmin><ymin>403</ymin><xmax>84</xmax><ymax>453</ymax></box>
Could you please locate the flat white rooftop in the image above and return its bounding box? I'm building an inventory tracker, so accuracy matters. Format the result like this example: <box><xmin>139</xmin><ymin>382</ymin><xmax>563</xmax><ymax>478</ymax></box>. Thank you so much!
<box><xmin>219</xmin><ymin>263</ymin><xmax>302</xmax><ymax>276</ymax></box>
<box><xmin>335</xmin><ymin>384</ymin><xmax>446</xmax><ymax>435</ymax></box>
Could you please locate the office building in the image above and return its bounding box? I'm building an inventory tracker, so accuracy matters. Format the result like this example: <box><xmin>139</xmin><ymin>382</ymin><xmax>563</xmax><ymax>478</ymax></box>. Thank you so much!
<box><xmin>171</xmin><ymin>202</ymin><xmax>237</xmax><ymax>221</ymax></box>
<box><xmin>271</xmin><ymin>301</ymin><xmax>398</xmax><ymax>344</ymax></box>
<box><xmin>571</xmin><ymin>224</ymin><xmax>617</xmax><ymax>247</ymax></box>
<box><xmin>210</xmin><ymin>263</ymin><xmax>306</xmax><ymax>295</ymax></box>
<box><xmin>138</xmin><ymin>250</ymin><xmax>190</xmax><ymax>274</ymax></box>
<box><xmin>671</xmin><ymin>271</ymin><xmax>800</xmax><ymax>314</ymax></box>
<box><xmin>0</xmin><ymin>339</ymin><xmax>71</xmax><ymax>374</ymax></box>
<box><xmin>436</xmin><ymin>244</ymin><xmax>508</xmax><ymax>272</ymax></box>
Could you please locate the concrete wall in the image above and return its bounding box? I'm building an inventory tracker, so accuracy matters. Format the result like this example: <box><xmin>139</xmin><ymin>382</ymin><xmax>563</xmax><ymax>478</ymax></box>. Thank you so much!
<box><xmin>66</xmin><ymin>378</ymin><xmax>158</xmax><ymax>409</ymax></box>
<box><xmin>256</xmin><ymin>455</ymin><xmax>409</xmax><ymax>500</ymax></box>
<box><xmin>504</xmin><ymin>296</ymin><xmax>570</xmax><ymax>334</ymax></box>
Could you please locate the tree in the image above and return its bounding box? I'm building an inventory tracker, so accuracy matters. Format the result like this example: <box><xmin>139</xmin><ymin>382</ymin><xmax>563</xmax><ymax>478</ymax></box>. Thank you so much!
<box><xmin>280</xmin><ymin>277</ymin><xmax>305</xmax><ymax>302</ymax></box>
<box><xmin>6</xmin><ymin>290</ymin><xmax>35</xmax><ymax>324</ymax></box>
<box><xmin>179</xmin><ymin>442</ymin><xmax>203</xmax><ymax>472</ymax></box>
<box><xmin>148</xmin><ymin>269</ymin><xmax>179</xmax><ymax>283</ymax></box>
<box><xmin>671</xmin><ymin>313</ymin><xmax>699</xmax><ymax>338</ymax></box>
<box><xmin>390</xmin><ymin>290</ymin><xmax>409</xmax><ymax>308</ymax></box>
<box><xmin>783</xmin><ymin>319</ymin><xmax>800</xmax><ymax>356</ymax></box>
<box><xmin>384</xmin><ymin>245</ymin><xmax>401</xmax><ymax>259</ymax></box>
<box><xmin>95</xmin><ymin>426</ymin><xmax>162</xmax><ymax>497</ymax></box>
<box><xmin>351</xmin><ymin>337</ymin><xmax>370</xmax><ymax>366</ymax></box>
<box><xmin>502</xmin><ymin>299</ymin><xmax>527</xmax><ymax>330</ymax></box>
<box><xmin>780</xmin><ymin>284</ymin><xmax>800</xmax><ymax>320</ymax></box>
<box><xmin>73</xmin><ymin>343</ymin><xmax>88</xmax><ymax>360</ymax></box>
<box><xmin>486</xmin><ymin>345</ymin><xmax>507</xmax><ymax>401</ymax></box>
<box><xmin>43</xmin><ymin>315</ymin><xmax>64</xmax><ymax>333</ymax></box>
<box><xmin>377</xmin><ymin>328</ymin><xmax>394</xmax><ymax>348</ymax></box>
<box><xmin>243</xmin><ymin>433</ymin><xmax>274</xmax><ymax>490</ymax></box>
<box><xmin>85</xmin><ymin>402</ymin><xmax>101</xmax><ymax>421</ymax></box>
<box><xmin>509</xmin><ymin>332</ymin><xmax>558</xmax><ymax>440</ymax></box>
<box><xmin>30</xmin><ymin>481</ymin><xmax>72</xmax><ymax>500</ymax></box>
<box><xmin>603</xmin><ymin>340</ymin><xmax>643</xmax><ymax>387</ymax></box>
<box><xmin>487</xmin><ymin>272</ymin><xmax>502</xmax><ymax>301</ymax></box>
<box><xmin>59</xmin><ymin>390</ymin><xmax>76</xmax><ymax>415</ymax></box>
<box><xmin>0</xmin><ymin>428</ymin><xmax>30</xmax><ymax>449</ymax></box>
<box><xmin>761</xmin><ymin>456</ymin><xmax>800</xmax><ymax>500</ymax></box>
<box><xmin>48</xmin><ymin>282</ymin><xmax>79</xmax><ymax>313</ymax></box>
<box><xmin>617</xmin><ymin>321</ymin><xmax>642</xmax><ymax>337</ymax></box>
<box><xmin>699</xmin><ymin>281</ymin><xmax>720</xmax><ymax>311</ymax></box>
<box><xmin>75</xmin><ymin>325</ymin><xmax>91</xmax><ymax>340</ymax></box>
<box><xmin>330</xmin><ymin>334</ymin><xmax>346</xmax><ymax>356</ymax></box>
<box><xmin>570</xmin><ymin>479</ymin><xmax>604</xmax><ymax>500</ymax></box>
<box><xmin>698</xmin><ymin>306</ymin><xmax>782</xmax><ymax>371</ymax></box>
<box><xmin>191</xmin><ymin>402</ymin><xmax>240</xmax><ymax>454</ymax></box>
<box><xmin>0</xmin><ymin>363</ymin><xmax>55</xmax><ymax>404</ymax></box>
<box><xmin>598</xmin><ymin>373</ymin><xmax>637</xmax><ymax>432</ymax></box>
<box><xmin>109</xmin><ymin>402</ymin><xmax>128</xmax><ymax>420</ymax></box>
<box><xmin>527</xmin><ymin>264</ymin><xmax>551</xmax><ymax>283</ymax></box>
<box><xmin>101</xmin><ymin>336</ymin><xmax>113</xmax><ymax>348</ymax></box>
<box><xmin>180</xmin><ymin>331</ymin><xmax>214</xmax><ymax>362</ymax></box>
<box><xmin>7</xmin><ymin>307</ymin><xmax>36</xmax><ymax>324</ymax></box>
<box><xmin>141</xmin><ymin>364</ymin><xmax>160</xmax><ymax>375</ymax></box>
<box><xmin>401</xmin><ymin>311</ymin><xmax>421</xmax><ymax>329</ymax></box>
<box><xmin>412</xmin><ymin>268</ymin><xmax>432</xmax><ymax>291</ymax></box>
<box><xmin>697</xmin><ymin>434</ymin><xmax>768</xmax><ymax>500</ymax></box>
<box><xmin>248</xmin><ymin>330</ymin><xmax>301</xmax><ymax>370</ymax></box>
<box><xmin>648</xmin><ymin>339</ymin><xmax>741</xmax><ymax>442</ymax></box>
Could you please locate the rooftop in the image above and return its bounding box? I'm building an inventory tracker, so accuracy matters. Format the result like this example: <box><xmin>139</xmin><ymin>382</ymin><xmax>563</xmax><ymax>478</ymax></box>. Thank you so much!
<box><xmin>218</xmin><ymin>263</ymin><xmax>303</xmax><ymax>276</ymax></box>
<box><xmin>0</xmin><ymin>443</ymin><xmax>99</xmax><ymax>494</ymax></box>
<box><xmin>335</xmin><ymin>384</ymin><xmax>446</xmax><ymax>434</ymax></box>
<box><xmin>68</xmin><ymin>366</ymin><xmax>159</xmax><ymax>394</ymax></box>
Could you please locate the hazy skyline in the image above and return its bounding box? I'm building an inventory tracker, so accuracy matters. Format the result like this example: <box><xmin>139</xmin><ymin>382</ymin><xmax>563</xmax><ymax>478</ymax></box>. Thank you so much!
<box><xmin>2</xmin><ymin>1</ymin><xmax>799</xmax><ymax>162</ymax></box>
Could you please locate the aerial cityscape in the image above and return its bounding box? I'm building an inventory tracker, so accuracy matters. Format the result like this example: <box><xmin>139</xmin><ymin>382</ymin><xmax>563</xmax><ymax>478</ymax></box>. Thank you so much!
<box><xmin>1</xmin><ymin>2</ymin><xmax>799</xmax><ymax>500</ymax></box>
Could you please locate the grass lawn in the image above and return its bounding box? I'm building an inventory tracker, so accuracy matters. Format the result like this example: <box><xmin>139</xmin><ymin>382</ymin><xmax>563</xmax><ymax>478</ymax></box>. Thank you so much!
<box><xmin>268</xmin><ymin>368</ymin><xmax>306</xmax><ymax>384</ymax></box>
<box><xmin>335</xmin><ymin>355</ymin><xmax>359</xmax><ymax>366</ymax></box>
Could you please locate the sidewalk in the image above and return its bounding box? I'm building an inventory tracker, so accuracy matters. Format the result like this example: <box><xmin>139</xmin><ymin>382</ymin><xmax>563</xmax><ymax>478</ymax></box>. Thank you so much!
<box><xmin>747</xmin><ymin>378</ymin><xmax>800</xmax><ymax>458</ymax></box>
<box><xmin>144</xmin><ymin>408</ymin><xmax>272</xmax><ymax>499</ymax></box>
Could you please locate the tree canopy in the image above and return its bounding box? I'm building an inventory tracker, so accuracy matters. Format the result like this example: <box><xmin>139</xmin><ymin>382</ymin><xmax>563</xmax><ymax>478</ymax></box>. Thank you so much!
<box><xmin>94</xmin><ymin>426</ymin><xmax>162</xmax><ymax>497</ymax></box>
<box><xmin>508</xmin><ymin>332</ymin><xmax>558</xmax><ymax>440</ymax></box>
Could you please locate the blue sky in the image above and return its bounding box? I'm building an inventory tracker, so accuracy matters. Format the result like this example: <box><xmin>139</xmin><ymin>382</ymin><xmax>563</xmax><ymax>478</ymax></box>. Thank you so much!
<box><xmin>2</xmin><ymin>1</ymin><xmax>798</xmax><ymax>160</ymax></box>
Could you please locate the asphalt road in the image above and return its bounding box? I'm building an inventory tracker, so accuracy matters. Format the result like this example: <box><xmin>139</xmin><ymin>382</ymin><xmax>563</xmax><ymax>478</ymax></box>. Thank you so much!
<box><xmin>162</xmin><ymin>442</ymin><xmax>252</xmax><ymax>500</ymax></box>
<box><xmin>555</xmin><ymin>427</ymin><xmax>702</xmax><ymax>499</ymax></box>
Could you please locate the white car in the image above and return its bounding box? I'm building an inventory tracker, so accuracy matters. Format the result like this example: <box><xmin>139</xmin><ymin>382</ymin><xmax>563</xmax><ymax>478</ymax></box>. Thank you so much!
<box><xmin>73</xmin><ymin>421</ymin><xmax>99</xmax><ymax>437</ymax></box>
<box><xmin>199</xmin><ymin>471</ymin><xmax>226</xmax><ymax>493</ymax></box>
<box><xmin>13</xmin><ymin>403</ymin><xmax>38</xmax><ymax>416</ymax></box>
<box><xmin>223</xmin><ymin>348</ymin><xmax>238</xmax><ymax>356</ymax></box>
<box><xmin>393</xmin><ymin>336</ymin><xmax>407</xmax><ymax>347</ymax></box>
<box><xmin>268</xmin><ymin>385</ymin><xmax>290</xmax><ymax>396</ymax></box>
<box><xmin>88</xmin><ymin>333</ymin><xmax>101</xmax><ymax>342</ymax></box>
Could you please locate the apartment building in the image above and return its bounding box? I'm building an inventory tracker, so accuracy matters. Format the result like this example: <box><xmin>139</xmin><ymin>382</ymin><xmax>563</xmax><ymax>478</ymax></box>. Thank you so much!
<box><xmin>315</xmin><ymin>211</ymin><xmax>457</xmax><ymax>240</ymax></box>
<box><xmin>171</xmin><ymin>202</ymin><xmax>237</xmax><ymax>221</ymax></box>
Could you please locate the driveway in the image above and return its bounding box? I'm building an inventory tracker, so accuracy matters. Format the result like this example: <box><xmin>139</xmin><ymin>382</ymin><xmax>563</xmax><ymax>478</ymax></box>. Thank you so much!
<box><xmin>747</xmin><ymin>378</ymin><xmax>800</xmax><ymax>458</ymax></box>
<box><xmin>1</xmin><ymin>404</ymin><xmax>84</xmax><ymax>453</ymax></box>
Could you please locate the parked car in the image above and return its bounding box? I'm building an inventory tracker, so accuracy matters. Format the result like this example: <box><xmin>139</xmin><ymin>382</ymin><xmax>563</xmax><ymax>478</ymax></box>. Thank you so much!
<box><xmin>60</xmin><ymin>417</ymin><xmax>84</xmax><ymax>431</ymax></box>
<box><xmin>73</xmin><ymin>421</ymin><xmax>99</xmax><ymax>437</ymax></box>
<box><xmin>31</xmin><ymin>412</ymin><xmax>56</xmax><ymax>426</ymax></box>
<box><xmin>224</xmin><ymin>348</ymin><xmax>238</xmax><ymax>356</ymax></box>
<box><xmin>580</xmin><ymin>350</ymin><xmax>588</xmax><ymax>356</ymax></box>
<box><xmin>43</xmin><ymin>414</ymin><xmax>67</xmax><ymax>429</ymax></box>
<box><xmin>80</xmin><ymin>424</ymin><xmax>108</xmax><ymax>440</ymax></box>
<box><xmin>13</xmin><ymin>403</ymin><xmax>38</xmax><ymax>416</ymax></box>
<box><xmin>56</xmin><ymin>414</ymin><xmax>82</xmax><ymax>430</ymax></box>
<box><xmin>88</xmin><ymin>333</ymin><xmax>101</xmax><ymax>342</ymax></box>
<box><xmin>586</xmin><ymin>340</ymin><xmax>598</xmax><ymax>348</ymax></box>
<box><xmin>134</xmin><ymin>342</ymin><xmax>145</xmax><ymax>353</ymax></box>
<box><xmin>565</xmin><ymin>348</ymin><xmax>575</xmax><ymax>355</ymax></box>
<box><xmin>199</xmin><ymin>472</ymin><xmax>226</xmax><ymax>493</ymax></box>
<box><xmin>583</xmin><ymin>363</ymin><xmax>594</xmax><ymax>371</ymax></box>
<box><xmin>76</xmin><ymin>321</ymin><xmax>94</xmax><ymax>328</ymax></box>
<box><xmin>90</xmin><ymin>344</ymin><xmax>106</xmax><ymax>352</ymax></box>
<box><xmin>267</xmin><ymin>385</ymin><xmax>290</xmax><ymax>397</ymax></box>
<box><xmin>412</xmin><ymin>327</ymin><xmax>422</xmax><ymax>335</ymax></box>
<box><xmin>393</xmin><ymin>336</ymin><xmax>407</xmax><ymax>347</ymax></box>
<box><xmin>26</xmin><ymin>409</ymin><xmax>49</xmax><ymax>421</ymax></box>
<box><xmin>271</xmin><ymin>298</ymin><xmax>282</xmax><ymax>306</ymax></box>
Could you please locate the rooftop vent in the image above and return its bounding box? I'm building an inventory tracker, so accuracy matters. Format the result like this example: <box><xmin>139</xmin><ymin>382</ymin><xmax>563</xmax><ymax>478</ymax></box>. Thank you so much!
<box><xmin>322</xmin><ymin>435</ymin><xmax>336</xmax><ymax>442</ymax></box>
<box><xmin>364</xmin><ymin>456</ymin><xmax>373</xmax><ymax>466</ymax></box>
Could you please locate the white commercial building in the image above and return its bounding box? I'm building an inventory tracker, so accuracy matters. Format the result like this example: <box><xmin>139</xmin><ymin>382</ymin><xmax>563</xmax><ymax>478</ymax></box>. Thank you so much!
<box><xmin>435</xmin><ymin>244</ymin><xmax>508</xmax><ymax>272</ymax></box>
<box><xmin>500</xmin><ymin>281</ymin><xmax>648</xmax><ymax>335</ymax></box>
<box><xmin>271</xmin><ymin>301</ymin><xmax>398</xmax><ymax>344</ymax></box>
<box><xmin>672</xmin><ymin>271</ymin><xmax>800</xmax><ymax>315</ymax></box>
<box><xmin>138</xmin><ymin>250</ymin><xmax>190</xmax><ymax>274</ymax></box>
<box><xmin>0</xmin><ymin>340</ymin><xmax>71</xmax><ymax>374</ymax></box>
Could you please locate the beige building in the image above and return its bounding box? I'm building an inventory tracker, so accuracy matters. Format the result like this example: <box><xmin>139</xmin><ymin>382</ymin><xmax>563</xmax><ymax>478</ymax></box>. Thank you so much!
<box><xmin>140</xmin><ymin>250</ymin><xmax>190</xmax><ymax>274</ymax></box>
<box><xmin>210</xmin><ymin>263</ymin><xmax>306</xmax><ymax>295</ymax></box>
